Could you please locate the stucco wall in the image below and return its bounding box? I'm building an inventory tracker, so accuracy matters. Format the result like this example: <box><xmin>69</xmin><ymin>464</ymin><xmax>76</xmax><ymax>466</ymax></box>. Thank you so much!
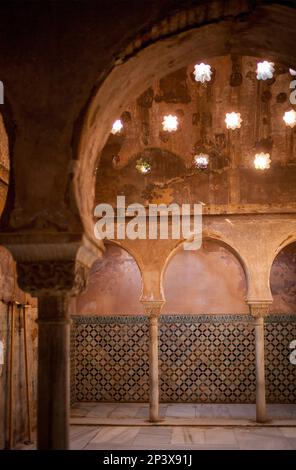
<box><xmin>270</xmin><ymin>242</ymin><xmax>296</xmax><ymax>313</ymax></box>
<box><xmin>76</xmin><ymin>244</ymin><xmax>142</xmax><ymax>315</ymax></box>
<box><xmin>163</xmin><ymin>241</ymin><xmax>248</xmax><ymax>314</ymax></box>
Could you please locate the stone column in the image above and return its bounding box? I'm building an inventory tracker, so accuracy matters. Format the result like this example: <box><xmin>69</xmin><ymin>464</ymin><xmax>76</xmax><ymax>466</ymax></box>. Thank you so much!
<box><xmin>37</xmin><ymin>294</ymin><xmax>70</xmax><ymax>449</ymax></box>
<box><xmin>248</xmin><ymin>301</ymin><xmax>271</xmax><ymax>423</ymax></box>
<box><xmin>141</xmin><ymin>300</ymin><xmax>164</xmax><ymax>423</ymax></box>
<box><xmin>17</xmin><ymin>257</ymin><xmax>78</xmax><ymax>449</ymax></box>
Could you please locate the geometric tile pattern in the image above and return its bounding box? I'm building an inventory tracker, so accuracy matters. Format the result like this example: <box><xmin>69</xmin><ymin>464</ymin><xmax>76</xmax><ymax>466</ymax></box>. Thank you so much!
<box><xmin>74</xmin><ymin>318</ymin><xmax>149</xmax><ymax>401</ymax></box>
<box><xmin>70</xmin><ymin>321</ymin><xmax>76</xmax><ymax>406</ymax></box>
<box><xmin>71</xmin><ymin>315</ymin><xmax>296</xmax><ymax>404</ymax></box>
<box><xmin>159</xmin><ymin>320</ymin><xmax>256</xmax><ymax>403</ymax></box>
<box><xmin>265</xmin><ymin>320</ymin><xmax>296</xmax><ymax>403</ymax></box>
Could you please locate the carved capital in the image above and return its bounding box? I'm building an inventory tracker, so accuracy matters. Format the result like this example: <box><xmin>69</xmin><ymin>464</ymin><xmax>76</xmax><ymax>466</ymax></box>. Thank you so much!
<box><xmin>248</xmin><ymin>301</ymin><xmax>271</xmax><ymax>319</ymax></box>
<box><xmin>141</xmin><ymin>300</ymin><xmax>165</xmax><ymax>318</ymax></box>
<box><xmin>17</xmin><ymin>260</ymin><xmax>76</xmax><ymax>296</ymax></box>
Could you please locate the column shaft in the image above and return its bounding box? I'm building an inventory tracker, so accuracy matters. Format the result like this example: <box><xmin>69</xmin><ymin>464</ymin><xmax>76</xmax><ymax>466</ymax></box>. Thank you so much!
<box><xmin>149</xmin><ymin>314</ymin><xmax>159</xmax><ymax>422</ymax></box>
<box><xmin>37</xmin><ymin>295</ymin><xmax>70</xmax><ymax>449</ymax></box>
<box><xmin>254</xmin><ymin>316</ymin><xmax>267</xmax><ymax>423</ymax></box>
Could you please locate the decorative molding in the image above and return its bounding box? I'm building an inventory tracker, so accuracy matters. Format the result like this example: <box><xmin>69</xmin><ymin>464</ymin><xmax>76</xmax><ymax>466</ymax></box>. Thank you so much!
<box><xmin>265</xmin><ymin>314</ymin><xmax>296</xmax><ymax>323</ymax></box>
<box><xmin>160</xmin><ymin>314</ymin><xmax>253</xmax><ymax>323</ymax></box>
<box><xmin>17</xmin><ymin>260</ymin><xmax>76</xmax><ymax>295</ymax></box>
<box><xmin>72</xmin><ymin>315</ymin><xmax>148</xmax><ymax>324</ymax></box>
<box><xmin>71</xmin><ymin>314</ymin><xmax>296</xmax><ymax>325</ymax></box>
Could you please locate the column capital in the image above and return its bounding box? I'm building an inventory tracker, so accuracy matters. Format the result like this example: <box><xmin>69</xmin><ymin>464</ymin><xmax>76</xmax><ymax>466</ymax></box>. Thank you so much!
<box><xmin>247</xmin><ymin>301</ymin><xmax>272</xmax><ymax>318</ymax></box>
<box><xmin>141</xmin><ymin>300</ymin><xmax>165</xmax><ymax>317</ymax></box>
<box><xmin>17</xmin><ymin>259</ymin><xmax>76</xmax><ymax>296</ymax></box>
<box><xmin>1</xmin><ymin>239</ymin><xmax>82</xmax><ymax>296</ymax></box>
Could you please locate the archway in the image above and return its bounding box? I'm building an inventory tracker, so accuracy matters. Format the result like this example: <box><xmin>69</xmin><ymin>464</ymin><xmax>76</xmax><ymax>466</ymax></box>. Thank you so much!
<box><xmin>0</xmin><ymin>1</ymin><xmax>295</xmax><ymax>450</ymax></box>
<box><xmin>162</xmin><ymin>239</ymin><xmax>248</xmax><ymax>314</ymax></box>
<box><xmin>265</xmin><ymin>242</ymin><xmax>296</xmax><ymax>404</ymax></box>
<box><xmin>75</xmin><ymin>2</ymin><xmax>296</xmax><ymax>242</ymax></box>
<box><xmin>157</xmin><ymin>239</ymin><xmax>254</xmax><ymax>406</ymax></box>
<box><xmin>270</xmin><ymin>241</ymin><xmax>296</xmax><ymax>314</ymax></box>
<box><xmin>76</xmin><ymin>242</ymin><xmax>143</xmax><ymax>315</ymax></box>
<box><xmin>71</xmin><ymin>242</ymin><xmax>148</xmax><ymax>404</ymax></box>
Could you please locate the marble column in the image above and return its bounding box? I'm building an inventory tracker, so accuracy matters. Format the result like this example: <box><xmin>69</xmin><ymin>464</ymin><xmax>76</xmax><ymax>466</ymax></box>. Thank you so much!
<box><xmin>141</xmin><ymin>300</ymin><xmax>164</xmax><ymax>423</ymax></box>
<box><xmin>248</xmin><ymin>301</ymin><xmax>271</xmax><ymax>423</ymax></box>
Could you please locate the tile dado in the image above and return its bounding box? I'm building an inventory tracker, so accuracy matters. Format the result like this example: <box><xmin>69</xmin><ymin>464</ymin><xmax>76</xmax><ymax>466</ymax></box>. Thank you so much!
<box><xmin>70</xmin><ymin>315</ymin><xmax>296</xmax><ymax>404</ymax></box>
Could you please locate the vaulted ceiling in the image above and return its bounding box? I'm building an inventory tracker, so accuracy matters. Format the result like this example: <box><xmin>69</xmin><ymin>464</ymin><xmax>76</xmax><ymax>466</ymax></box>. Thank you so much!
<box><xmin>96</xmin><ymin>55</ymin><xmax>296</xmax><ymax>211</ymax></box>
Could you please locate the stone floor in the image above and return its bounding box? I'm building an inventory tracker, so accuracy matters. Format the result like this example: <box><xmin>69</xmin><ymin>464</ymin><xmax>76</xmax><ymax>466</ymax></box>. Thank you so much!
<box><xmin>71</xmin><ymin>402</ymin><xmax>296</xmax><ymax>421</ymax></box>
<box><xmin>68</xmin><ymin>423</ymin><xmax>296</xmax><ymax>450</ymax></box>
<box><xmin>17</xmin><ymin>403</ymin><xmax>296</xmax><ymax>450</ymax></box>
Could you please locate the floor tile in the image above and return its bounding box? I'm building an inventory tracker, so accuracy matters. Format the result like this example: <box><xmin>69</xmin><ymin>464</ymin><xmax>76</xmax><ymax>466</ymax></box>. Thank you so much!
<box><xmin>205</xmin><ymin>427</ymin><xmax>238</xmax><ymax>446</ymax></box>
<box><xmin>279</xmin><ymin>427</ymin><xmax>296</xmax><ymax>438</ymax></box>
<box><xmin>171</xmin><ymin>427</ymin><xmax>205</xmax><ymax>445</ymax></box>
<box><xmin>166</xmin><ymin>404</ymin><xmax>196</xmax><ymax>418</ymax></box>
<box><xmin>70</xmin><ymin>425</ymin><xmax>101</xmax><ymax>450</ymax></box>
<box><xmin>88</xmin><ymin>426</ymin><xmax>140</xmax><ymax>445</ymax></box>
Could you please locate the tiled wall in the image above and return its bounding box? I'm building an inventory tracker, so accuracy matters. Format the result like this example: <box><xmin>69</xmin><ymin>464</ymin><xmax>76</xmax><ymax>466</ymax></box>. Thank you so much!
<box><xmin>70</xmin><ymin>315</ymin><xmax>296</xmax><ymax>404</ymax></box>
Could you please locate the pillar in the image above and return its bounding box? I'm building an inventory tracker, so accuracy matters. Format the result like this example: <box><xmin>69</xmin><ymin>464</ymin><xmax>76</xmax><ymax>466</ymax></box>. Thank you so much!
<box><xmin>16</xmin><ymin>256</ymin><xmax>79</xmax><ymax>449</ymax></box>
<box><xmin>248</xmin><ymin>301</ymin><xmax>271</xmax><ymax>423</ymax></box>
<box><xmin>141</xmin><ymin>300</ymin><xmax>164</xmax><ymax>423</ymax></box>
<box><xmin>37</xmin><ymin>294</ymin><xmax>70</xmax><ymax>449</ymax></box>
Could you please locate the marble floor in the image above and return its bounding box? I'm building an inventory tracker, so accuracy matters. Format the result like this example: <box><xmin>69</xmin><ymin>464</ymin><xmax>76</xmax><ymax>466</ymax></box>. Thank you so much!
<box><xmin>16</xmin><ymin>404</ymin><xmax>296</xmax><ymax>450</ymax></box>
<box><xmin>71</xmin><ymin>402</ymin><xmax>296</xmax><ymax>423</ymax></box>
<box><xmin>18</xmin><ymin>423</ymin><xmax>296</xmax><ymax>450</ymax></box>
<box><xmin>68</xmin><ymin>423</ymin><xmax>296</xmax><ymax>450</ymax></box>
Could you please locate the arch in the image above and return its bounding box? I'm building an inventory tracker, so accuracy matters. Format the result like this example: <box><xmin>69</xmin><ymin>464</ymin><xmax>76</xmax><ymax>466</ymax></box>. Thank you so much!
<box><xmin>75</xmin><ymin>2</ymin><xmax>296</xmax><ymax>242</ymax></box>
<box><xmin>76</xmin><ymin>241</ymin><xmax>143</xmax><ymax>315</ymax></box>
<box><xmin>267</xmin><ymin>232</ymin><xmax>296</xmax><ymax>296</ymax></box>
<box><xmin>106</xmin><ymin>239</ymin><xmax>145</xmax><ymax>280</ymax></box>
<box><xmin>270</xmin><ymin>233</ymin><xmax>296</xmax><ymax>268</ymax></box>
<box><xmin>161</xmin><ymin>231</ymin><xmax>249</xmax><ymax>295</ymax></box>
<box><xmin>269</xmin><ymin>240</ymin><xmax>296</xmax><ymax>313</ymax></box>
<box><xmin>162</xmin><ymin>236</ymin><xmax>249</xmax><ymax>314</ymax></box>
